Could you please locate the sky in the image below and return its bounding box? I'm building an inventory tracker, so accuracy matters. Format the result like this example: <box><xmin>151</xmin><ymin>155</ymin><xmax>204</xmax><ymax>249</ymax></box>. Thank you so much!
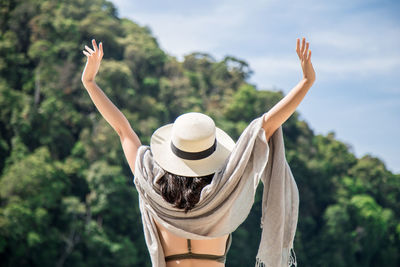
<box><xmin>110</xmin><ymin>0</ymin><xmax>400</xmax><ymax>174</ymax></box>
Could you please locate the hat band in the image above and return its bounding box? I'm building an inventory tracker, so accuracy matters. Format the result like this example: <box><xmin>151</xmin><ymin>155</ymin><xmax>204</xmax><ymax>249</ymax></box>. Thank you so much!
<box><xmin>170</xmin><ymin>139</ymin><xmax>217</xmax><ymax>160</ymax></box>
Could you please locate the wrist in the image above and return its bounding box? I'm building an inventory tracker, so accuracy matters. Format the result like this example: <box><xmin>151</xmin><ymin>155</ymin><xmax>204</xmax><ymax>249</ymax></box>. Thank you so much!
<box><xmin>301</xmin><ymin>77</ymin><xmax>315</xmax><ymax>87</ymax></box>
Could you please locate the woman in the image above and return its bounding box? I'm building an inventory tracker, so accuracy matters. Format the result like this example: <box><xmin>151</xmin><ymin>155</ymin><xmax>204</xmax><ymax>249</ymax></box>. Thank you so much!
<box><xmin>81</xmin><ymin>37</ymin><xmax>315</xmax><ymax>267</ymax></box>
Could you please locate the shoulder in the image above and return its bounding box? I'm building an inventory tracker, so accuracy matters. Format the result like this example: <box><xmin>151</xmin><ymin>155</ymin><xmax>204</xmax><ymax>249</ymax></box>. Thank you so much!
<box><xmin>134</xmin><ymin>145</ymin><xmax>165</xmax><ymax>181</ymax></box>
<box><xmin>235</xmin><ymin>115</ymin><xmax>265</xmax><ymax>146</ymax></box>
<box><xmin>135</xmin><ymin>145</ymin><xmax>152</xmax><ymax>169</ymax></box>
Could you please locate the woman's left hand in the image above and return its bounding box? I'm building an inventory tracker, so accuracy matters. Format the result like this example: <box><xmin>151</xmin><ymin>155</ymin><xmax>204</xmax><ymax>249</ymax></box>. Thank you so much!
<box><xmin>296</xmin><ymin>37</ymin><xmax>316</xmax><ymax>83</ymax></box>
<box><xmin>81</xmin><ymin>39</ymin><xmax>103</xmax><ymax>83</ymax></box>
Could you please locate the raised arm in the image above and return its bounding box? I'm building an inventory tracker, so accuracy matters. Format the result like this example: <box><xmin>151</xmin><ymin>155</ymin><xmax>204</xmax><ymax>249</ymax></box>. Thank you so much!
<box><xmin>262</xmin><ymin>37</ymin><xmax>316</xmax><ymax>142</ymax></box>
<box><xmin>81</xmin><ymin>39</ymin><xmax>141</xmax><ymax>173</ymax></box>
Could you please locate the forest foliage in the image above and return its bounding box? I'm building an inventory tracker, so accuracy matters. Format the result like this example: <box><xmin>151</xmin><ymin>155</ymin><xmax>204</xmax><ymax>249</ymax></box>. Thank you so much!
<box><xmin>0</xmin><ymin>0</ymin><xmax>399</xmax><ymax>266</ymax></box>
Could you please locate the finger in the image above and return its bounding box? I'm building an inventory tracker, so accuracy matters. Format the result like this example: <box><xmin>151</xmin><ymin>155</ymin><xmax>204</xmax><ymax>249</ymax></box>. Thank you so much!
<box><xmin>301</xmin><ymin>37</ymin><xmax>306</xmax><ymax>55</ymax></box>
<box><xmin>83</xmin><ymin>50</ymin><xmax>91</xmax><ymax>57</ymax></box>
<box><xmin>306</xmin><ymin>50</ymin><xmax>312</xmax><ymax>61</ymax></box>
<box><xmin>296</xmin><ymin>38</ymin><xmax>301</xmax><ymax>59</ymax></box>
<box><xmin>85</xmin><ymin>45</ymin><xmax>94</xmax><ymax>54</ymax></box>
<box><xmin>99</xmin><ymin>42</ymin><xmax>103</xmax><ymax>58</ymax></box>
<box><xmin>303</xmin><ymin>42</ymin><xmax>309</xmax><ymax>59</ymax></box>
<box><xmin>92</xmin><ymin>39</ymin><xmax>98</xmax><ymax>52</ymax></box>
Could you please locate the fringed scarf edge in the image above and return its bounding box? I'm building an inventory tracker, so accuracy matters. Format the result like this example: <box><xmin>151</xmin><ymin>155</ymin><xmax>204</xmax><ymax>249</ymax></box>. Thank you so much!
<box><xmin>255</xmin><ymin>248</ymin><xmax>297</xmax><ymax>267</ymax></box>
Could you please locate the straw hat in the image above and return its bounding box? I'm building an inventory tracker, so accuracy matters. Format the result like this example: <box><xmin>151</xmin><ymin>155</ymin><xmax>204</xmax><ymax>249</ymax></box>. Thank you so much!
<box><xmin>150</xmin><ymin>112</ymin><xmax>235</xmax><ymax>177</ymax></box>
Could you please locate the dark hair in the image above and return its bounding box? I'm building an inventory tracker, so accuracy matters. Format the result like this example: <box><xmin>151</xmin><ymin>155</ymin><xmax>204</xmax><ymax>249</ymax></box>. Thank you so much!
<box><xmin>156</xmin><ymin>171</ymin><xmax>214</xmax><ymax>213</ymax></box>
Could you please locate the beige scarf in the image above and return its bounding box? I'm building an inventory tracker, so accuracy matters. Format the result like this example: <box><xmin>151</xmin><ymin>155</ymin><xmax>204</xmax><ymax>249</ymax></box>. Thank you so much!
<box><xmin>133</xmin><ymin>115</ymin><xmax>299</xmax><ymax>266</ymax></box>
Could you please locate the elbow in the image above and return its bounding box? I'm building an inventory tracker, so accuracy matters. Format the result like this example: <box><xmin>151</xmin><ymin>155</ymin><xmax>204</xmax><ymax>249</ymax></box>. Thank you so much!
<box><xmin>262</xmin><ymin>113</ymin><xmax>278</xmax><ymax>142</ymax></box>
<box><xmin>262</xmin><ymin>113</ymin><xmax>273</xmax><ymax>132</ymax></box>
<box><xmin>262</xmin><ymin>114</ymin><xmax>272</xmax><ymax>142</ymax></box>
<box><xmin>116</xmin><ymin>128</ymin><xmax>123</xmax><ymax>138</ymax></box>
<box><xmin>81</xmin><ymin>78</ymin><xmax>94</xmax><ymax>86</ymax></box>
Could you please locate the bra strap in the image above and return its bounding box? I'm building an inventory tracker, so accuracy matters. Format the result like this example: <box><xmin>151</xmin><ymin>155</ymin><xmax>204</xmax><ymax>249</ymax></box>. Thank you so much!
<box><xmin>165</xmin><ymin>233</ymin><xmax>232</xmax><ymax>263</ymax></box>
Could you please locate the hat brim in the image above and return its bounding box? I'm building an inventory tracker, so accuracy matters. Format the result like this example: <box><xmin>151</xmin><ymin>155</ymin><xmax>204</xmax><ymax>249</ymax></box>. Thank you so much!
<box><xmin>150</xmin><ymin>123</ymin><xmax>235</xmax><ymax>177</ymax></box>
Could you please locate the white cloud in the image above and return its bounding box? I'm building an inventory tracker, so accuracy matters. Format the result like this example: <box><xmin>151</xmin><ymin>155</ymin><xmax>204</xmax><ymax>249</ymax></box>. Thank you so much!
<box><xmin>120</xmin><ymin>0</ymin><xmax>264</xmax><ymax>59</ymax></box>
<box><xmin>315</xmin><ymin>56</ymin><xmax>400</xmax><ymax>80</ymax></box>
<box><xmin>125</xmin><ymin>14</ymin><xmax>237</xmax><ymax>59</ymax></box>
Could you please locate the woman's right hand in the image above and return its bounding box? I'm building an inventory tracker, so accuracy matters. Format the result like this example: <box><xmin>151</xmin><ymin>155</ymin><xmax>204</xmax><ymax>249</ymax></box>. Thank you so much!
<box><xmin>81</xmin><ymin>39</ymin><xmax>103</xmax><ymax>83</ymax></box>
<box><xmin>296</xmin><ymin>37</ymin><xmax>316</xmax><ymax>83</ymax></box>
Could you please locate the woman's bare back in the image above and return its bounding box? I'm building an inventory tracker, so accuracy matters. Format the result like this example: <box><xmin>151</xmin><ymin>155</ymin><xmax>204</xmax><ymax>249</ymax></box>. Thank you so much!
<box><xmin>154</xmin><ymin>219</ymin><xmax>230</xmax><ymax>267</ymax></box>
